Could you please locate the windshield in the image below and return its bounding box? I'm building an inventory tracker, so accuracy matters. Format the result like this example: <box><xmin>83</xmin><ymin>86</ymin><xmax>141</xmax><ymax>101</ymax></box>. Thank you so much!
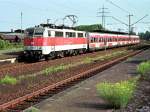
<box><xmin>25</xmin><ymin>28</ymin><xmax>34</xmax><ymax>37</ymax></box>
<box><xmin>25</xmin><ymin>27</ymin><xmax>44</xmax><ymax>37</ymax></box>
<box><xmin>34</xmin><ymin>27</ymin><xmax>44</xmax><ymax>36</ymax></box>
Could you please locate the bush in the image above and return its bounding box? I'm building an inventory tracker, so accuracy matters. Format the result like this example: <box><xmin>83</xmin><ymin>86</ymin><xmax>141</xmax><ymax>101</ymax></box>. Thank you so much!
<box><xmin>137</xmin><ymin>61</ymin><xmax>150</xmax><ymax>76</ymax></box>
<box><xmin>0</xmin><ymin>39</ymin><xmax>12</xmax><ymax>49</ymax></box>
<box><xmin>0</xmin><ymin>75</ymin><xmax>18</xmax><ymax>85</ymax></box>
<box><xmin>96</xmin><ymin>79</ymin><xmax>137</xmax><ymax>108</ymax></box>
<box><xmin>0</xmin><ymin>39</ymin><xmax>23</xmax><ymax>50</ymax></box>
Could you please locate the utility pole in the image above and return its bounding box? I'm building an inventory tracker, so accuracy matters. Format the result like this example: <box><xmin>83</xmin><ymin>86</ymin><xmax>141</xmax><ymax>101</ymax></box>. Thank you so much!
<box><xmin>118</xmin><ymin>28</ymin><xmax>124</xmax><ymax>32</ymax></box>
<box><xmin>47</xmin><ymin>19</ymin><xmax>51</xmax><ymax>24</ymax></box>
<box><xmin>21</xmin><ymin>12</ymin><xmax>23</xmax><ymax>40</ymax></box>
<box><xmin>106</xmin><ymin>0</ymin><xmax>148</xmax><ymax>34</ymax></box>
<box><xmin>97</xmin><ymin>5</ymin><xmax>109</xmax><ymax>52</ymax></box>
<box><xmin>128</xmin><ymin>14</ymin><xmax>133</xmax><ymax>35</ymax></box>
<box><xmin>97</xmin><ymin>5</ymin><xmax>109</xmax><ymax>29</ymax></box>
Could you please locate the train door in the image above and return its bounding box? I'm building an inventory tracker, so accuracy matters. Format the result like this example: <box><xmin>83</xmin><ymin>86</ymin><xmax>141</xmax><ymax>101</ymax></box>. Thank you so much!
<box><xmin>51</xmin><ymin>31</ymin><xmax>55</xmax><ymax>52</ymax></box>
<box><xmin>86</xmin><ymin>32</ymin><xmax>90</xmax><ymax>51</ymax></box>
<box><xmin>104</xmin><ymin>37</ymin><xmax>107</xmax><ymax>46</ymax></box>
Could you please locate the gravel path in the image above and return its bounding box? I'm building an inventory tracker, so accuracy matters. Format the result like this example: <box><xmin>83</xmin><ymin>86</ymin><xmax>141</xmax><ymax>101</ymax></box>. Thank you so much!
<box><xmin>25</xmin><ymin>49</ymin><xmax>150</xmax><ymax>112</ymax></box>
<box><xmin>0</xmin><ymin>48</ymin><xmax>22</xmax><ymax>60</ymax></box>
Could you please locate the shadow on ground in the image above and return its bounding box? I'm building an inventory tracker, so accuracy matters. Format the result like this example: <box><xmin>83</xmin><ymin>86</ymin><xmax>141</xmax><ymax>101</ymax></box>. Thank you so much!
<box><xmin>126</xmin><ymin>59</ymin><xmax>147</xmax><ymax>64</ymax></box>
<box><xmin>74</xmin><ymin>102</ymin><xmax>114</xmax><ymax>110</ymax></box>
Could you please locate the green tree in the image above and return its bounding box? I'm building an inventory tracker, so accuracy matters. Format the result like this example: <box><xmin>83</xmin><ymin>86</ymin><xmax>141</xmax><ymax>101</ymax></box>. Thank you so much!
<box><xmin>138</xmin><ymin>31</ymin><xmax>150</xmax><ymax>40</ymax></box>
<box><xmin>75</xmin><ymin>24</ymin><xmax>103</xmax><ymax>32</ymax></box>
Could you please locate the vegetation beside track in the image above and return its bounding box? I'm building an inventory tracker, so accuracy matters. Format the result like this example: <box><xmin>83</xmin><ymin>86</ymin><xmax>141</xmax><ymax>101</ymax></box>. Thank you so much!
<box><xmin>96</xmin><ymin>78</ymin><xmax>138</xmax><ymax>108</ymax></box>
<box><xmin>0</xmin><ymin>39</ymin><xmax>23</xmax><ymax>50</ymax></box>
<box><xmin>137</xmin><ymin>60</ymin><xmax>150</xmax><ymax>78</ymax></box>
<box><xmin>96</xmin><ymin>59</ymin><xmax>150</xmax><ymax>110</ymax></box>
<box><xmin>24</xmin><ymin>106</ymin><xmax>40</xmax><ymax>112</ymax></box>
<box><xmin>0</xmin><ymin>75</ymin><xmax>18</xmax><ymax>85</ymax></box>
<box><xmin>124</xmin><ymin>60</ymin><xmax>150</xmax><ymax>111</ymax></box>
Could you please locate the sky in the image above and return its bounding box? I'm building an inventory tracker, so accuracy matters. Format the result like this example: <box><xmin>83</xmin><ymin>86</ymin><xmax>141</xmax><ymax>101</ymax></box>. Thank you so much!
<box><xmin>0</xmin><ymin>0</ymin><xmax>150</xmax><ymax>33</ymax></box>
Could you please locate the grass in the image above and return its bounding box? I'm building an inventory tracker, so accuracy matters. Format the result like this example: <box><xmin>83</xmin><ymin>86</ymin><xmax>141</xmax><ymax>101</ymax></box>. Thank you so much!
<box><xmin>136</xmin><ymin>60</ymin><xmax>150</xmax><ymax>80</ymax></box>
<box><xmin>96</xmin><ymin>79</ymin><xmax>137</xmax><ymax>108</ymax></box>
<box><xmin>137</xmin><ymin>60</ymin><xmax>150</xmax><ymax>77</ymax></box>
<box><xmin>42</xmin><ymin>64</ymin><xmax>73</xmax><ymax>75</ymax></box>
<box><xmin>83</xmin><ymin>50</ymin><xmax>127</xmax><ymax>63</ymax></box>
<box><xmin>83</xmin><ymin>57</ymin><xmax>93</xmax><ymax>63</ymax></box>
<box><xmin>0</xmin><ymin>75</ymin><xmax>18</xmax><ymax>85</ymax></box>
<box><xmin>24</xmin><ymin>106</ymin><xmax>40</xmax><ymax>112</ymax></box>
<box><xmin>0</xmin><ymin>39</ymin><xmax>23</xmax><ymax>50</ymax></box>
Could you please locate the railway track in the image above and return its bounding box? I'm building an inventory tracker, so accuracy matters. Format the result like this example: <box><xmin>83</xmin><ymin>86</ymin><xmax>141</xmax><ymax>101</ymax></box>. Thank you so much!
<box><xmin>0</xmin><ymin>47</ymin><xmax>129</xmax><ymax>78</ymax></box>
<box><xmin>0</xmin><ymin>49</ymin><xmax>143</xmax><ymax>112</ymax></box>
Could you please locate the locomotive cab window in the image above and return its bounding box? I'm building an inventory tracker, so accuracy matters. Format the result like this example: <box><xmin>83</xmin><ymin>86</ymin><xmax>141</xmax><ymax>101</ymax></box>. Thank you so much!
<box><xmin>25</xmin><ymin>28</ymin><xmax>34</xmax><ymax>37</ymax></box>
<box><xmin>34</xmin><ymin>28</ymin><xmax>44</xmax><ymax>36</ymax></box>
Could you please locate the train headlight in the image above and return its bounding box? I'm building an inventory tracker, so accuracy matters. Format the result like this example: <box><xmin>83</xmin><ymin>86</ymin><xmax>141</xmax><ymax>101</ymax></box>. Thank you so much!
<box><xmin>24</xmin><ymin>51</ymin><xmax>26</xmax><ymax>54</ymax></box>
<box><xmin>39</xmin><ymin>47</ymin><xmax>42</xmax><ymax>50</ymax></box>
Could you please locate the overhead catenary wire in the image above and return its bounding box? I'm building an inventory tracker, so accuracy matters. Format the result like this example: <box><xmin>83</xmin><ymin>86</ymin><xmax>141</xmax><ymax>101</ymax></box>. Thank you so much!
<box><xmin>105</xmin><ymin>0</ymin><xmax>130</xmax><ymax>14</ymax></box>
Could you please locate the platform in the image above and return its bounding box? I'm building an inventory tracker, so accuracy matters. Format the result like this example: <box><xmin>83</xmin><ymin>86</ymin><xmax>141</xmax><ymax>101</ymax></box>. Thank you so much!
<box><xmin>0</xmin><ymin>48</ymin><xmax>22</xmax><ymax>64</ymax></box>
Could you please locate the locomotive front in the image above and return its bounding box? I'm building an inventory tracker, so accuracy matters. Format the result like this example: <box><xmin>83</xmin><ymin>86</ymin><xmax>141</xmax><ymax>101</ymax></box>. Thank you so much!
<box><xmin>24</xmin><ymin>27</ymin><xmax>46</xmax><ymax>60</ymax></box>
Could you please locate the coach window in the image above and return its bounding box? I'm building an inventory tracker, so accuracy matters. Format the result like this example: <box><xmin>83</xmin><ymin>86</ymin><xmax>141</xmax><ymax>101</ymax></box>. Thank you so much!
<box><xmin>109</xmin><ymin>38</ymin><xmax>111</xmax><ymax>42</ymax></box>
<box><xmin>55</xmin><ymin>31</ymin><xmax>63</xmax><ymax>37</ymax></box>
<box><xmin>110</xmin><ymin>38</ymin><xmax>112</xmax><ymax>42</ymax></box>
<box><xmin>102</xmin><ymin>38</ymin><xmax>104</xmax><ymax>42</ymax></box>
<box><xmin>78</xmin><ymin>33</ymin><xmax>83</xmax><ymax>37</ymax></box>
<box><xmin>48</xmin><ymin>31</ymin><xmax>51</xmax><ymax>37</ymax></box>
<box><xmin>94</xmin><ymin>38</ymin><xmax>98</xmax><ymax>42</ymax></box>
<box><xmin>100</xmin><ymin>38</ymin><xmax>103</xmax><ymax>42</ymax></box>
<box><xmin>72</xmin><ymin>32</ymin><xmax>76</xmax><ymax>37</ymax></box>
<box><xmin>91</xmin><ymin>38</ymin><xmax>94</xmax><ymax>43</ymax></box>
<box><xmin>66</xmin><ymin>32</ymin><xmax>76</xmax><ymax>38</ymax></box>
<box><xmin>99</xmin><ymin>38</ymin><xmax>101</xmax><ymax>42</ymax></box>
<box><xmin>93</xmin><ymin>38</ymin><xmax>95</xmax><ymax>42</ymax></box>
<box><xmin>112</xmin><ymin>37</ymin><xmax>114</xmax><ymax>42</ymax></box>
